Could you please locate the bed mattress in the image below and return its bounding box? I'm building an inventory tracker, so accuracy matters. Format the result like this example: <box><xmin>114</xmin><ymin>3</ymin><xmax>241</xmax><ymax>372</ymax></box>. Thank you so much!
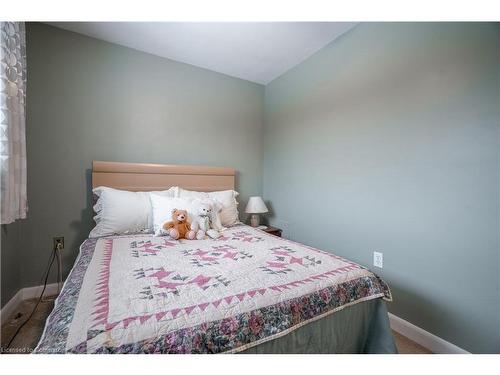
<box><xmin>34</xmin><ymin>225</ymin><xmax>393</xmax><ymax>354</ymax></box>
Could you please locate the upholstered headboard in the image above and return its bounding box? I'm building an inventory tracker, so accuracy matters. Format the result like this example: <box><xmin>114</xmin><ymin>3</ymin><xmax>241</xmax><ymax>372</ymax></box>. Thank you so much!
<box><xmin>92</xmin><ymin>161</ymin><xmax>235</xmax><ymax>192</ymax></box>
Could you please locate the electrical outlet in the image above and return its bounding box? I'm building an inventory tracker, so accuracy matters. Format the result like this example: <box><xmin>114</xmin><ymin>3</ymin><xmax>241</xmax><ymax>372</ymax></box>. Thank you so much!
<box><xmin>53</xmin><ymin>237</ymin><xmax>64</xmax><ymax>251</ymax></box>
<box><xmin>274</xmin><ymin>219</ymin><xmax>290</xmax><ymax>238</ymax></box>
<box><xmin>373</xmin><ymin>251</ymin><xmax>383</xmax><ymax>268</ymax></box>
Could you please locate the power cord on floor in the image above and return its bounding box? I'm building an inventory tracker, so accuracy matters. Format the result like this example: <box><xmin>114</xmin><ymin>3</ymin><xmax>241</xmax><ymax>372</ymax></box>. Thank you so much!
<box><xmin>5</xmin><ymin>244</ymin><xmax>60</xmax><ymax>349</ymax></box>
<box><xmin>40</xmin><ymin>249</ymin><xmax>61</xmax><ymax>303</ymax></box>
<box><xmin>36</xmin><ymin>246</ymin><xmax>61</xmax><ymax>304</ymax></box>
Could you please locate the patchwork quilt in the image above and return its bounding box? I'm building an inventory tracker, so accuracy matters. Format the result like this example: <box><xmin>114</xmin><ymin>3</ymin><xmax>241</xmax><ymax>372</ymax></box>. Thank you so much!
<box><xmin>34</xmin><ymin>225</ymin><xmax>391</xmax><ymax>354</ymax></box>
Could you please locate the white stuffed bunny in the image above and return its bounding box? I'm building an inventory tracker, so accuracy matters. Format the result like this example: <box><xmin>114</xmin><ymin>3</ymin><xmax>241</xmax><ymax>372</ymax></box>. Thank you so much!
<box><xmin>190</xmin><ymin>200</ymin><xmax>224</xmax><ymax>239</ymax></box>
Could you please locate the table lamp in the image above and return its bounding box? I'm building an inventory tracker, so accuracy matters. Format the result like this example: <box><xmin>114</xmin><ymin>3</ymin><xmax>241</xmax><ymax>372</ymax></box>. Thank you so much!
<box><xmin>245</xmin><ymin>196</ymin><xmax>269</xmax><ymax>227</ymax></box>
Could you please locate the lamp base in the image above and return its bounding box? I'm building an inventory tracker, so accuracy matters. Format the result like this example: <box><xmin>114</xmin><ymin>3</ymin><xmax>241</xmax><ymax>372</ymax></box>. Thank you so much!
<box><xmin>250</xmin><ymin>214</ymin><xmax>260</xmax><ymax>227</ymax></box>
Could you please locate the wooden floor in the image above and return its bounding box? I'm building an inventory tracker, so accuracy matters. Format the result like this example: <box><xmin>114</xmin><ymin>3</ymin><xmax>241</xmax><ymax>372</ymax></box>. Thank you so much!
<box><xmin>1</xmin><ymin>297</ymin><xmax>432</xmax><ymax>354</ymax></box>
<box><xmin>392</xmin><ymin>331</ymin><xmax>432</xmax><ymax>354</ymax></box>
<box><xmin>1</xmin><ymin>297</ymin><xmax>55</xmax><ymax>354</ymax></box>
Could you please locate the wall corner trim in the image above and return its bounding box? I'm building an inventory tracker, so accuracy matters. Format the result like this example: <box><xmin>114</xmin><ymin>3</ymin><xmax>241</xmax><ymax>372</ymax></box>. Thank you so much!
<box><xmin>388</xmin><ymin>312</ymin><xmax>470</xmax><ymax>354</ymax></box>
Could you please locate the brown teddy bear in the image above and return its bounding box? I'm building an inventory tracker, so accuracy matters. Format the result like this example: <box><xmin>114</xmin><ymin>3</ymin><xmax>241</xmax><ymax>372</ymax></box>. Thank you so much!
<box><xmin>163</xmin><ymin>209</ymin><xmax>195</xmax><ymax>240</ymax></box>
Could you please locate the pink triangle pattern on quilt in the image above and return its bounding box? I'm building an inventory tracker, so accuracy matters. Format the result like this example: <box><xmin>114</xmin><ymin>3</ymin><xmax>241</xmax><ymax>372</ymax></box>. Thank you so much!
<box><xmin>103</xmin><ymin>262</ymin><xmax>361</xmax><ymax>331</ymax></box>
<box><xmin>91</xmin><ymin>239</ymin><xmax>113</xmax><ymax>328</ymax></box>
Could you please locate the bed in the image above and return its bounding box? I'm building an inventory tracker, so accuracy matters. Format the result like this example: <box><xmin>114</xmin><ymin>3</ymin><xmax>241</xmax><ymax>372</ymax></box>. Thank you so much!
<box><xmin>34</xmin><ymin>161</ymin><xmax>396</xmax><ymax>354</ymax></box>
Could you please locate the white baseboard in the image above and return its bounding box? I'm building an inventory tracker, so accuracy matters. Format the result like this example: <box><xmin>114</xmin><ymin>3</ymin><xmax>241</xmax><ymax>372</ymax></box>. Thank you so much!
<box><xmin>1</xmin><ymin>283</ymin><xmax>59</xmax><ymax>325</ymax></box>
<box><xmin>21</xmin><ymin>282</ymin><xmax>60</xmax><ymax>301</ymax></box>
<box><xmin>389</xmin><ymin>312</ymin><xmax>469</xmax><ymax>354</ymax></box>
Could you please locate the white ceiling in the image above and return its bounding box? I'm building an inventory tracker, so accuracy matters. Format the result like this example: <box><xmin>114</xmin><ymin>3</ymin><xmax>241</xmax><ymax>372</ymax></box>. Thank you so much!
<box><xmin>48</xmin><ymin>22</ymin><xmax>357</xmax><ymax>84</ymax></box>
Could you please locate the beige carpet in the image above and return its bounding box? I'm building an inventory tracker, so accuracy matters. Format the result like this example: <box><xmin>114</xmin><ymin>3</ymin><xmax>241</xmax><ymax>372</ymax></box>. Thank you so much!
<box><xmin>1</xmin><ymin>297</ymin><xmax>431</xmax><ymax>354</ymax></box>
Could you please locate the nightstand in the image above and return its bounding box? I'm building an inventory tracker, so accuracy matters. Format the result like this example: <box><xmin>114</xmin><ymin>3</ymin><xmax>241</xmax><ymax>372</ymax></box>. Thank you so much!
<box><xmin>263</xmin><ymin>226</ymin><xmax>282</xmax><ymax>237</ymax></box>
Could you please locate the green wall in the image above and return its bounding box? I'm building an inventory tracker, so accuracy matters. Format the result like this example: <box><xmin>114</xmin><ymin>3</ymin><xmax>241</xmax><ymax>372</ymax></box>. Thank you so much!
<box><xmin>1</xmin><ymin>222</ymin><xmax>21</xmax><ymax>306</ymax></box>
<box><xmin>264</xmin><ymin>23</ymin><xmax>499</xmax><ymax>353</ymax></box>
<box><xmin>1</xmin><ymin>23</ymin><xmax>264</xmax><ymax>306</ymax></box>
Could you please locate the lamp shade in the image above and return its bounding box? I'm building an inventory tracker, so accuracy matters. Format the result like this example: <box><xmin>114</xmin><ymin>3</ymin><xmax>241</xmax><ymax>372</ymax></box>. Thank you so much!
<box><xmin>245</xmin><ymin>196</ymin><xmax>268</xmax><ymax>214</ymax></box>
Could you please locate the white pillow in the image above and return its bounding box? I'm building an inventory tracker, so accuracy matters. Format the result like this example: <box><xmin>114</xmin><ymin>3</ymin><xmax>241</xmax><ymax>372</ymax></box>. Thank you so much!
<box><xmin>89</xmin><ymin>186</ymin><xmax>176</xmax><ymax>238</ymax></box>
<box><xmin>177</xmin><ymin>188</ymin><xmax>240</xmax><ymax>226</ymax></box>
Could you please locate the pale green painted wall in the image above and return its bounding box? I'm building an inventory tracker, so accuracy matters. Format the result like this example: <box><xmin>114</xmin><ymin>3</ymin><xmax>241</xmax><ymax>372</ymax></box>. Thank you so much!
<box><xmin>263</xmin><ymin>23</ymin><xmax>500</xmax><ymax>353</ymax></box>
<box><xmin>1</xmin><ymin>22</ymin><xmax>264</xmax><ymax>306</ymax></box>
<box><xmin>1</xmin><ymin>222</ymin><xmax>21</xmax><ymax>306</ymax></box>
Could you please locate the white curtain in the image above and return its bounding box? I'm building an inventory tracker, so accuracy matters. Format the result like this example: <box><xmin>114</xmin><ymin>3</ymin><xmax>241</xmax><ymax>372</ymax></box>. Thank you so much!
<box><xmin>0</xmin><ymin>22</ymin><xmax>27</xmax><ymax>224</ymax></box>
